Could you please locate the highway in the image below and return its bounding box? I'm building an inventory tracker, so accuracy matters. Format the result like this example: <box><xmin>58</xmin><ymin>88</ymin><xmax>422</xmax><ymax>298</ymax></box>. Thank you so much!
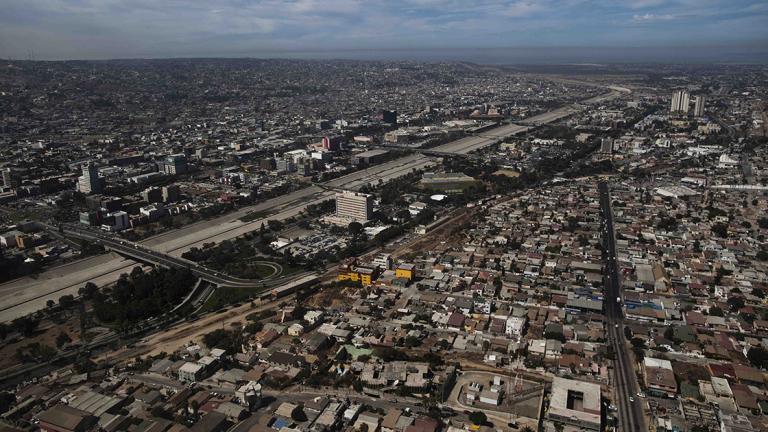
<box><xmin>58</xmin><ymin>224</ymin><xmax>303</xmax><ymax>288</ymax></box>
<box><xmin>0</xmin><ymin>84</ymin><xmax>629</xmax><ymax>322</ymax></box>
<box><xmin>599</xmin><ymin>181</ymin><xmax>646</xmax><ymax>432</ymax></box>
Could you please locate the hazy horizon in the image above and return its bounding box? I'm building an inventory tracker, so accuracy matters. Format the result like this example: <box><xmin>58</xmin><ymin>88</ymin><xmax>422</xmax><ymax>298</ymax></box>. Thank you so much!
<box><xmin>1</xmin><ymin>0</ymin><xmax>766</xmax><ymax>63</ymax></box>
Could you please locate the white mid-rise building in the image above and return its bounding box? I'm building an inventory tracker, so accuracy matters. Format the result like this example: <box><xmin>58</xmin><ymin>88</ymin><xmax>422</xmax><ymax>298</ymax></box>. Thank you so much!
<box><xmin>335</xmin><ymin>190</ymin><xmax>373</xmax><ymax>223</ymax></box>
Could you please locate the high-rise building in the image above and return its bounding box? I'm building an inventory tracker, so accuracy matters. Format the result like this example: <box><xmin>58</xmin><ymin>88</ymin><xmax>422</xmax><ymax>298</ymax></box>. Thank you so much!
<box><xmin>600</xmin><ymin>138</ymin><xmax>613</xmax><ymax>154</ymax></box>
<box><xmin>693</xmin><ymin>96</ymin><xmax>706</xmax><ymax>117</ymax></box>
<box><xmin>162</xmin><ymin>185</ymin><xmax>181</xmax><ymax>203</ymax></box>
<box><xmin>141</xmin><ymin>187</ymin><xmax>163</xmax><ymax>204</ymax></box>
<box><xmin>670</xmin><ymin>90</ymin><xmax>690</xmax><ymax>114</ymax></box>
<box><xmin>276</xmin><ymin>158</ymin><xmax>296</xmax><ymax>174</ymax></box>
<box><xmin>335</xmin><ymin>191</ymin><xmax>373</xmax><ymax>223</ymax></box>
<box><xmin>380</xmin><ymin>110</ymin><xmax>397</xmax><ymax>125</ymax></box>
<box><xmin>164</xmin><ymin>154</ymin><xmax>188</xmax><ymax>175</ymax></box>
<box><xmin>322</xmin><ymin>135</ymin><xmax>343</xmax><ymax>151</ymax></box>
<box><xmin>1</xmin><ymin>168</ymin><xmax>12</xmax><ymax>188</ymax></box>
<box><xmin>78</xmin><ymin>163</ymin><xmax>104</xmax><ymax>194</ymax></box>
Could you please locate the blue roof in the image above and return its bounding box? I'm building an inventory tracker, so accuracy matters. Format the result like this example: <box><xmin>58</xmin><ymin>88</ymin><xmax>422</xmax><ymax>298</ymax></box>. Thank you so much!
<box><xmin>272</xmin><ymin>418</ymin><xmax>290</xmax><ymax>430</ymax></box>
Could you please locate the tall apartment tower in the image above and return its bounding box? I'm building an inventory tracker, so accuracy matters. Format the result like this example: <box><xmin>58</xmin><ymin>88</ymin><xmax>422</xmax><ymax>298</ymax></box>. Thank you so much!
<box><xmin>335</xmin><ymin>191</ymin><xmax>373</xmax><ymax>223</ymax></box>
<box><xmin>79</xmin><ymin>163</ymin><xmax>104</xmax><ymax>194</ymax></box>
<box><xmin>1</xmin><ymin>168</ymin><xmax>12</xmax><ymax>188</ymax></box>
<box><xmin>693</xmin><ymin>96</ymin><xmax>706</xmax><ymax>117</ymax></box>
<box><xmin>164</xmin><ymin>154</ymin><xmax>188</xmax><ymax>175</ymax></box>
<box><xmin>670</xmin><ymin>90</ymin><xmax>690</xmax><ymax>114</ymax></box>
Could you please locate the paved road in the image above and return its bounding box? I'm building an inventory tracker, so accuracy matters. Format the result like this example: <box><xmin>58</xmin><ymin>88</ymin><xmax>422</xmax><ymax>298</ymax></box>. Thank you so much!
<box><xmin>599</xmin><ymin>181</ymin><xmax>646</xmax><ymax>432</ymax></box>
<box><xmin>60</xmin><ymin>224</ymin><xmax>297</xmax><ymax>288</ymax></box>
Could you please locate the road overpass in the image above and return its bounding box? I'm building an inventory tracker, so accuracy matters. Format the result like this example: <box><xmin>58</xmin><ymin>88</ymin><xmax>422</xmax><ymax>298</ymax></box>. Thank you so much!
<box><xmin>58</xmin><ymin>224</ymin><xmax>301</xmax><ymax>289</ymax></box>
<box><xmin>0</xmin><ymin>84</ymin><xmax>629</xmax><ymax>322</ymax></box>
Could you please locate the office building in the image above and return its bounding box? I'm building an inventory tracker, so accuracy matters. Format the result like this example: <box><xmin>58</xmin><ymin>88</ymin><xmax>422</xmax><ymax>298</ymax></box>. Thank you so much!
<box><xmin>351</xmin><ymin>149</ymin><xmax>389</xmax><ymax>166</ymax></box>
<box><xmin>141</xmin><ymin>187</ymin><xmax>163</xmax><ymax>204</ymax></box>
<box><xmin>78</xmin><ymin>163</ymin><xmax>104</xmax><ymax>195</ymax></box>
<box><xmin>670</xmin><ymin>90</ymin><xmax>690</xmax><ymax>114</ymax></box>
<box><xmin>335</xmin><ymin>191</ymin><xmax>373</xmax><ymax>223</ymax></box>
<box><xmin>102</xmin><ymin>211</ymin><xmax>129</xmax><ymax>232</ymax></box>
<box><xmin>693</xmin><ymin>95</ymin><xmax>706</xmax><ymax>117</ymax></box>
<box><xmin>1</xmin><ymin>168</ymin><xmax>12</xmax><ymax>188</ymax></box>
<box><xmin>164</xmin><ymin>154</ymin><xmax>188</xmax><ymax>175</ymax></box>
<box><xmin>380</xmin><ymin>110</ymin><xmax>397</xmax><ymax>125</ymax></box>
<box><xmin>260</xmin><ymin>158</ymin><xmax>276</xmax><ymax>171</ymax></box>
<box><xmin>276</xmin><ymin>158</ymin><xmax>296</xmax><ymax>174</ymax></box>
<box><xmin>162</xmin><ymin>184</ymin><xmax>181</xmax><ymax>203</ymax></box>
<box><xmin>600</xmin><ymin>138</ymin><xmax>613</xmax><ymax>154</ymax></box>
<box><xmin>322</xmin><ymin>135</ymin><xmax>343</xmax><ymax>151</ymax></box>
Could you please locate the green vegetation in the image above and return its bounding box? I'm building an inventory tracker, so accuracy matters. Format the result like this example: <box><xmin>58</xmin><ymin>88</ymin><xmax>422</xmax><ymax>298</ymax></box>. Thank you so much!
<box><xmin>202</xmin><ymin>328</ymin><xmax>244</xmax><ymax>355</ymax></box>
<box><xmin>16</xmin><ymin>342</ymin><xmax>56</xmax><ymax>362</ymax></box>
<box><xmin>239</xmin><ymin>209</ymin><xmax>273</xmax><ymax>223</ymax></box>
<box><xmin>0</xmin><ymin>392</ymin><xmax>15</xmax><ymax>415</ymax></box>
<box><xmin>747</xmin><ymin>346</ymin><xmax>768</xmax><ymax>370</ymax></box>
<box><xmin>201</xmin><ymin>287</ymin><xmax>261</xmax><ymax>312</ymax></box>
<box><xmin>468</xmin><ymin>411</ymin><xmax>487</xmax><ymax>426</ymax></box>
<box><xmin>0</xmin><ymin>254</ymin><xmax>43</xmax><ymax>283</ymax></box>
<box><xmin>92</xmin><ymin>267</ymin><xmax>197</xmax><ymax>325</ymax></box>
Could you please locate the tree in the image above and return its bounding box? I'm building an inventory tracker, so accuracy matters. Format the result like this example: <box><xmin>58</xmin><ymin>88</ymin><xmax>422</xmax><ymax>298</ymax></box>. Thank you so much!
<box><xmin>711</xmin><ymin>223</ymin><xmax>728</xmax><ymax>238</ymax></box>
<box><xmin>55</xmin><ymin>331</ymin><xmax>72</xmax><ymax>348</ymax></box>
<box><xmin>79</xmin><ymin>282</ymin><xmax>98</xmax><ymax>299</ymax></box>
<box><xmin>348</xmin><ymin>222</ymin><xmax>364</xmax><ymax>237</ymax></box>
<box><xmin>59</xmin><ymin>294</ymin><xmax>76</xmax><ymax>309</ymax></box>
<box><xmin>12</xmin><ymin>317</ymin><xmax>39</xmax><ymax>336</ymax></box>
<box><xmin>747</xmin><ymin>346</ymin><xmax>768</xmax><ymax>370</ymax></box>
<box><xmin>468</xmin><ymin>411</ymin><xmax>487</xmax><ymax>426</ymax></box>
<box><xmin>709</xmin><ymin>306</ymin><xmax>724</xmax><ymax>317</ymax></box>
<box><xmin>290</xmin><ymin>404</ymin><xmax>308</xmax><ymax>422</ymax></box>
<box><xmin>0</xmin><ymin>392</ymin><xmax>15</xmax><ymax>415</ymax></box>
<box><xmin>727</xmin><ymin>297</ymin><xmax>745</xmax><ymax>312</ymax></box>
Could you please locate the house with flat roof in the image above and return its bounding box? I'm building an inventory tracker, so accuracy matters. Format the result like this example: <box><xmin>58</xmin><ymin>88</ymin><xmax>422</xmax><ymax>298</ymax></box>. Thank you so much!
<box><xmin>547</xmin><ymin>377</ymin><xmax>601</xmax><ymax>431</ymax></box>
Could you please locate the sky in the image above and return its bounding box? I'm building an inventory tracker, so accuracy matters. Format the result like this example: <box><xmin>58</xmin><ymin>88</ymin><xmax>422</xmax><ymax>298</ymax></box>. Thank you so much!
<box><xmin>0</xmin><ymin>0</ymin><xmax>766</xmax><ymax>62</ymax></box>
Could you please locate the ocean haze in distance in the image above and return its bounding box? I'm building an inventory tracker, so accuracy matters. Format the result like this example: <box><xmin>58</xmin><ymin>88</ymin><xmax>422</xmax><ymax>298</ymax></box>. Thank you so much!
<box><xmin>0</xmin><ymin>0</ymin><xmax>766</xmax><ymax>63</ymax></box>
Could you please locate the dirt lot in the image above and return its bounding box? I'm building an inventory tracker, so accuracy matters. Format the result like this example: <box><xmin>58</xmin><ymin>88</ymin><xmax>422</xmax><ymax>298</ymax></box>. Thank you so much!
<box><xmin>0</xmin><ymin>315</ymin><xmax>82</xmax><ymax>369</ymax></box>
<box><xmin>391</xmin><ymin>208</ymin><xmax>471</xmax><ymax>260</ymax></box>
<box><xmin>99</xmin><ymin>294</ymin><xmax>296</xmax><ymax>363</ymax></box>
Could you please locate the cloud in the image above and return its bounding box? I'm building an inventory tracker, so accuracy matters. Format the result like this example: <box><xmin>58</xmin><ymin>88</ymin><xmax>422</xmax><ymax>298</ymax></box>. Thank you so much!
<box><xmin>624</xmin><ymin>0</ymin><xmax>668</xmax><ymax>9</ymax></box>
<box><xmin>0</xmin><ymin>0</ymin><xmax>765</xmax><ymax>59</ymax></box>
<box><xmin>632</xmin><ymin>13</ymin><xmax>676</xmax><ymax>22</ymax></box>
<box><xmin>503</xmin><ymin>1</ymin><xmax>546</xmax><ymax>17</ymax></box>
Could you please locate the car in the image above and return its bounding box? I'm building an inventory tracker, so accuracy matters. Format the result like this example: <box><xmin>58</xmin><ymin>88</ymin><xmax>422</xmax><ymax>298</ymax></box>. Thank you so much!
<box><xmin>614</xmin><ymin>324</ymin><xmax>619</xmax><ymax>328</ymax></box>
<box><xmin>629</xmin><ymin>397</ymin><xmax>635</xmax><ymax>402</ymax></box>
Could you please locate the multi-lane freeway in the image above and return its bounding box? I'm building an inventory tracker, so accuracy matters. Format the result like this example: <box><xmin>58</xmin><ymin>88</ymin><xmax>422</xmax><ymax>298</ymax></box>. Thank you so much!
<box><xmin>0</xmin><ymin>84</ymin><xmax>629</xmax><ymax>322</ymax></box>
<box><xmin>599</xmin><ymin>181</ymin><xmax>646</xmax><ymax>432</ymax></box>
<box><xmin>59</xmin><ymin>224</ymin><xmax>305</xmax><ymax>288</ymax></box>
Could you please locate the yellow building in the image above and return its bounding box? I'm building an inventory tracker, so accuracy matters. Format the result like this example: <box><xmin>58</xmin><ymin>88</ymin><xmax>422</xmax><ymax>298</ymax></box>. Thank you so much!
<box><xmin>338</xmin><ymin>263</ymin><xmax>378</xmax><ymax>286</ymax></box>
<box><xmin>395</xmin><ymin>264</ymin><xmax>415</xmax><ymax>281</ymax></box>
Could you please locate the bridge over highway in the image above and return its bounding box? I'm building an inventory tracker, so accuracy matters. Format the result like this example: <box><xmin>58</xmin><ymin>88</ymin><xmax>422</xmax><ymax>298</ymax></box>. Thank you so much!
<box><xmin>58</xmin><ymin>224</ymin><xmax>309</xmax><ymax>289</ymax></box>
